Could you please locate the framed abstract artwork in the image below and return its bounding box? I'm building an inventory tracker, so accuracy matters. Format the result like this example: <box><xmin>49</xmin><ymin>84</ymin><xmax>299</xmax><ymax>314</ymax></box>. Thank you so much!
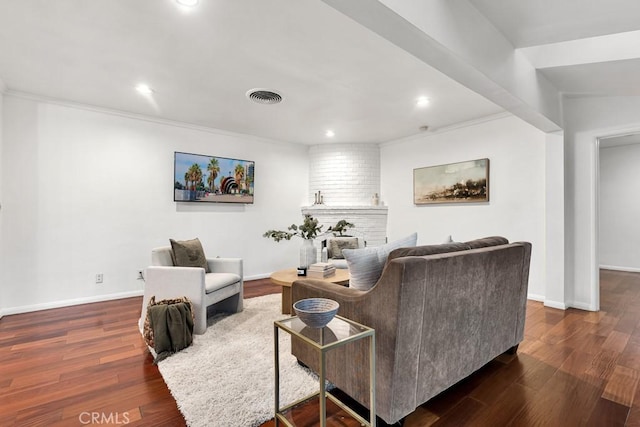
<box><xmin>413</xmin><ymin>158</ymin><xmax>489</xmax><ymax>205</ymax></box>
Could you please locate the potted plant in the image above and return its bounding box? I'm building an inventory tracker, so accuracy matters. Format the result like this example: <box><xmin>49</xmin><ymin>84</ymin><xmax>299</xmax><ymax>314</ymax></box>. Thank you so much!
<box><xmin>264</xmin><ymin>214</ymin><xmax>324</xmax><ymax>268</ymax></box>
<box><xmin>263</xmin><ymin>214</ymin><xmax>323</xmax><ymax>242</ymax></box>
<box><xmin>264</xmin><ymin>215</ymin><xmax>356</xmax><ymax>268</ymax></box>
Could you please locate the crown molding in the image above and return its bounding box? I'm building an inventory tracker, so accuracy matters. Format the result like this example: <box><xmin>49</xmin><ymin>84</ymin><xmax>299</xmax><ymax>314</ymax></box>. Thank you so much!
<box><xmin>379</xmin><ymin>111</ymin><xmax>514</xmax><ymax>147</ymax></box>
<box><xmin>3</xmin><ymin>89</ymin><xmax>303</xmax><ymax>149</ymax></box>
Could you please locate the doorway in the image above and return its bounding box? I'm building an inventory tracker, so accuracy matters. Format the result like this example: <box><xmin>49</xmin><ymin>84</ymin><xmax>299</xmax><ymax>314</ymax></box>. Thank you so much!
<box><xmin>597</xmin><ymin>133</ymin><xmax>640</xmax><ymax>308</ymax></box>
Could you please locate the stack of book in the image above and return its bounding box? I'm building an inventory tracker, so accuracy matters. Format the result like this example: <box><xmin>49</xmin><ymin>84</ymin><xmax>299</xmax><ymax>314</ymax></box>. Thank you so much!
<box><xmin>307</xmin><ymin>262</ymin><xmax>336</xmax><ymax>278</ymax></box>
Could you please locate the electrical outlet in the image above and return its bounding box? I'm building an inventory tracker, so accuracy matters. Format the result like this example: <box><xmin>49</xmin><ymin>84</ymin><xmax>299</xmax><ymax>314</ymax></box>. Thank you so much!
<box><xmin>137</xmin><ymin>270</ymin><xmax>144</xmax><ymax>280</ymax></box>
<box><xmin>95</xmin><ymin>273</ymin><xmax>103</xmax><ymax>284</ymax></box>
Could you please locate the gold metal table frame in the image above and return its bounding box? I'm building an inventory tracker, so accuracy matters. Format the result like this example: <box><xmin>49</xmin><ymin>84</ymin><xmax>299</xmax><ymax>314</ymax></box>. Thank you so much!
<box><xmin>274</xmin><ymin>315</ymin><xmax>376</xmax><ymax>427</ymax></box>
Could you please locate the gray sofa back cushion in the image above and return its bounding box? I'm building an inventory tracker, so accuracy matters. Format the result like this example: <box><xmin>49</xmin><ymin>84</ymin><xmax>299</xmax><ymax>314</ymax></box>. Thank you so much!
<box><xmin>465</xmin><ymin>235</ymin><xmax>509</xmax><ymax>248</ymax></box>
<box><xmin>387</xmin><ymin>241</ymin><xmax>471</xmax><ymax>261</ymax></box>
<box><xmin>387</xmin><ymin>235</ymin><xmax>508</xmax><ymax>263</ymax></box>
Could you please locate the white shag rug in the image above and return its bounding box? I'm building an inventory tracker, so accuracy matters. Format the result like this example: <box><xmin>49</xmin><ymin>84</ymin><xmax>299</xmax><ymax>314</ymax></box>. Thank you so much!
<box><xmin>157</xmin><ymin>293</ymin><xmax>320</xmax><ymax>427</ymax></box>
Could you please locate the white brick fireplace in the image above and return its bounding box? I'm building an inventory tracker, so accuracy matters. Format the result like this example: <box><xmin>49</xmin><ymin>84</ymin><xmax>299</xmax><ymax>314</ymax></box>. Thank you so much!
<box><xmin>303</xmin><ymin>143</ymin><xmax>388</xmax><ymax>248</ymax></box>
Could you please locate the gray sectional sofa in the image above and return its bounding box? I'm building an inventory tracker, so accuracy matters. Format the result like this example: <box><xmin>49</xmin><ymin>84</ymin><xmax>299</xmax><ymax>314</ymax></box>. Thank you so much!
<box><xmin>291</xmin><ymin>236</ymin><xmax>532</xmax><ymax>424</ymax></box>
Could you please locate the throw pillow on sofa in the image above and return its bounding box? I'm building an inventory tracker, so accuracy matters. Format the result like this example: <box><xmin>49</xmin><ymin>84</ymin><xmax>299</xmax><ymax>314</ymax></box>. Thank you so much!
<box><xmin>343</xmin><ymin>232</ymin><xmax>417</xmax><ymax>291</ymax></box>
<box><xmin>170</xmin><ymin>238</ymin><xmax>210</xmax><ymax>273</ymax></box>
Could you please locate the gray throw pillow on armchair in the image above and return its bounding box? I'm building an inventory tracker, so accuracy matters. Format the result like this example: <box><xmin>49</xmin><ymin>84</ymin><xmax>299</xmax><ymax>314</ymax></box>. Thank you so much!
<box><xmin>169</xmin><ymin>238</ymin><xmax>210</xmax><ymax>273</ymax></box>
<box><xmin>343</xmin><ymin>232</ymin><xmax>417</xmax><ymax>291</ymax></box>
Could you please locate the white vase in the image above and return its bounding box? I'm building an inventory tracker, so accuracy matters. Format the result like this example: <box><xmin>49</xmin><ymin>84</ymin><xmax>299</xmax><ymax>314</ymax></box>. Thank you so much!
<box><xmin>299</xmin><ymin>239</ymin><xmax>317</xmax><ymax>268</ymax></box>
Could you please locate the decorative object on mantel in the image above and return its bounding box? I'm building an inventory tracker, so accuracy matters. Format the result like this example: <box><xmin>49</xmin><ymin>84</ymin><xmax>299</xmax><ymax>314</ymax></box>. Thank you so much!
<box><xmin>413</xmin><ymin>158</ymin><xmax>489</xmax><ymax>205</ymax></box>
<box><xmin>371</xmin><ymin>193</ymin><xmax>379</xmax><ymax>206</ymax></box>
<box><xmin>313</xmin><ymin>190</ymin><xmax>324</xmax><ymax>205</ymax></box>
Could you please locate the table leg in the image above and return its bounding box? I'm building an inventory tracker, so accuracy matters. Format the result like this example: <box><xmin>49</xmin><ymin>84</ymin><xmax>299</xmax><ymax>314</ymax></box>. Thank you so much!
<box><xmin>274</xmin><ymin>325</ymin><xmax>280</xmax><ymax>426</ymax></box>
<box><xmin>370</xmin><ymin>334</ymin><xmax>376</xmax><ymax>427</ymax></box>
<box><xmin>281</xmin><ymin>286</ymin><xmax>291</xmax><ymax>314</ymax></box>
<box><xmin>320</xmin><ymin>349</ymin><xmax>326</xmax><ymax>427</ymax></box>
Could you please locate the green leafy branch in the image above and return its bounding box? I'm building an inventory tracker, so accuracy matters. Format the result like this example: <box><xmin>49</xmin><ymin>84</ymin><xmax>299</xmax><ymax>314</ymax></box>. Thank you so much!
<box><xmin>263</xmin><ymin>214</ymin><xmax>323</xmax><ymax>241</ymax></box>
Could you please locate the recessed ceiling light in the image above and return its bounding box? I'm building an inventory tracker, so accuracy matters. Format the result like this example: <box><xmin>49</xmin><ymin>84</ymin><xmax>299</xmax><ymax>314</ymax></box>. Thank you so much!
<box><xmin>325</xmin><ymin>130</ymin><xmax>335</xmax><ymax>138</ymax></box>
<box><xmin>416</xmin><ymin>96</ymin><xmax>430</xmax><ymax>107</ymax></box>
<box><xmin>136</xmin><ymin>84</ymin><xmax>154</xmax><ymax>95</ymax></box>
<box><xmin>176</xmin><ymin>0</ymin><xmax>198</xmax><ymax>6</ymax></box>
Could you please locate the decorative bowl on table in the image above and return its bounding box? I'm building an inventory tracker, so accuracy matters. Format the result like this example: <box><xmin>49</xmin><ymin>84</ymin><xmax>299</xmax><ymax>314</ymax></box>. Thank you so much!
<box><xmin>293</xmin><ymin>298</ymin><xmax>340</xmax><ymax>329</ymax></box>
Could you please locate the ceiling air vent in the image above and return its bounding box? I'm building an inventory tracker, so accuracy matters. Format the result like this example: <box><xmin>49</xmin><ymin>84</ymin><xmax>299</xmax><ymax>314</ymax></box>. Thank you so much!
<box><xmin>246</xmin><ymin>89</ymin><xmax>283</xmax><ymax>105</ymax></box>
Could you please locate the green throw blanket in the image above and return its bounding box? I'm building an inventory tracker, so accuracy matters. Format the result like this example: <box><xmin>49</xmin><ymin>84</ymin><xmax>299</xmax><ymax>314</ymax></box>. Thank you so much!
<box><xmin>148</xmin><ymin>301</ymin><xmax>194</xmax><ymax>363</ymax></box>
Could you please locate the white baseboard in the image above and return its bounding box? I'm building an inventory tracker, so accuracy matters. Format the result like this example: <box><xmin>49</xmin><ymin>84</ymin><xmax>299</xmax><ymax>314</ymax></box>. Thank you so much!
<box><xmin>527</xmin><ymin>293</ymin><xmax>567</xmax><ymax>310</ymax></box>
<box><xmin>567</xmin><ymin>301</ymin><xmax>597</xmax><ymax>311</ymax></box>
<box><xmin>527</xmin><ymin>293</ymin><xmax>545</xmax><ymax>302</ymax></box>
<box><xmin>600</xmin><ymin>264</ymin><xmax>640</xmax><ymax>273</ymax></box>
<box><xmin>244</xmin><ymin>273</ymin><xmax>271</xmax><ymax>281</ymax></box>
<box><xmin>2</xmin><ymin>290</ymin><xmax>144</xmax><ymax>316</ymax></box>
<box><xmin>2</xmin><ymin>275</ymin><xmax>277</xmax><ymax>317</ymax></box>
<box><xmin>543</xmin><ymin>300</ymin><xmax>567</xmax><ymax>310</ymax></box>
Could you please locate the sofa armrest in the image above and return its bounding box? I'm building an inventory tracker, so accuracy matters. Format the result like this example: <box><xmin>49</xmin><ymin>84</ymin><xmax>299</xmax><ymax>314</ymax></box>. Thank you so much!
<box><xmin>207</xmin><ymin>257</ymin><xmax>243</xmax><ymax>276</ymax></box>
<box><xmin>144</xmin><ymin>266</ymin><xmax>206</xmax><ymax>301</ymax></box>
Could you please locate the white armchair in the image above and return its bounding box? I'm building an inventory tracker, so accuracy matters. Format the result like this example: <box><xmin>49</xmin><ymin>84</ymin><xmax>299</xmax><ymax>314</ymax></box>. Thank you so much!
<box><xmin>139</xmin><ymin>246</ymin><xmax>243</xmax><ymax>335</ymax></box>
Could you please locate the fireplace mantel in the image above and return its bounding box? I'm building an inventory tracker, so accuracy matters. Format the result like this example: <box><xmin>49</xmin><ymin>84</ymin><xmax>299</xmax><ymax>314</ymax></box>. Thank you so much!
<box><xmin>302</xmin><ymin>205</ymin><xmax>388</xmax><ymax>215</ymax></box>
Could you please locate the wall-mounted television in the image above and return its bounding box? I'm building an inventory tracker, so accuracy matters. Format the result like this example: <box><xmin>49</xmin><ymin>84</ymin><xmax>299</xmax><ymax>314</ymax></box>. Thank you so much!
<box><xmin>174</xmin><ymin>151</ymin><xmax>255</xmax><ymax>204</ymax></box>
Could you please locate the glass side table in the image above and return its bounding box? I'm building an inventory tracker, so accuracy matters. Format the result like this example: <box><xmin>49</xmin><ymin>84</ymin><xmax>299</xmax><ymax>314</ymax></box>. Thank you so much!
<box><xmin>274</xmin><ymin>315</ymin><xmax>376</xmax><ymax>427</ymax></box>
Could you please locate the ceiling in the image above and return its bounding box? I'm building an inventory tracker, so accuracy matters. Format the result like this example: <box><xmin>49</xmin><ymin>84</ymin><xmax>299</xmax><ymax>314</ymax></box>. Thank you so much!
<box><xmin>600</xmin><ymin>133</ymin><xmax>640</xmax><ymax>149</ymax></box>
<box><xmin>469</xmin><ymin>0</ymin><xmax>640</xmax><ymax>97</ymax></box>
<box><xmin>0</xmin><ymin>0</ymin><xmax>639</xmax><ymax>144</ymax></box>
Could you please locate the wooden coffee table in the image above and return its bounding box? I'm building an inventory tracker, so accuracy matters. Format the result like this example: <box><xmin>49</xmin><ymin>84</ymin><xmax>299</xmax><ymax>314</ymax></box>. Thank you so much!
<box><xmin>269</xmin><ymin>268</ymin><xmax>350</xmax><ymax>314</ymax></box>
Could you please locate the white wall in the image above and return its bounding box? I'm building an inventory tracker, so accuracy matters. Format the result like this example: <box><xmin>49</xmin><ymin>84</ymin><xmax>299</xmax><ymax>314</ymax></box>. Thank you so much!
<box><xmin>563</xmin><ymin>95</ymin><xmax>640</xmax><ymax>310</ymax></box>
<box><xmin>380</xmin><ymin>115</ymin><xmax>548</xmax><ymax>299</ymax></box>
<box><xmin>1</xmin><ymin>95</ymin><xmax>309</xmax><ymax>314</ymax></box>
<box><xmin>599</xmin><ymin>144</ymin><xmax>640</xmax><ymax>271</ymax></box>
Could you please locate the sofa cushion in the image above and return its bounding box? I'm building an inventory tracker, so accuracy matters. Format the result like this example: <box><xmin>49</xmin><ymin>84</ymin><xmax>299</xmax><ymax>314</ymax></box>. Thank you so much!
<box><xmin>387</xmin><ymin>242</ymin><xmax>471</xmax><ymax>262</ymax></box>
<box><xmin>205</xmin><ymin>272</ymin><xmax>241</xmax><ymax>294</ymax></box>
<box><xmin>170</xmin><ymin>238</ymin><xmax>210</xmax><ymax>273</ymax></box>
<box><xmin>387</xmin><ymin>236</ymin><xmax>509</xmax><ymax>263</ymax></box>
<box><xmin>329</xmin><ymin>237</ymin><xmax>359</xmax><ymax>259</ymax></box>
<box><xmin>465</xmin><ymin>236</ymin><xmax>509</xmax><ymax>249</ymax></box>
<box><xmin>343</xmin><ymin>232</ymin><xmax>417</xmax><ymax>291</ymax></box>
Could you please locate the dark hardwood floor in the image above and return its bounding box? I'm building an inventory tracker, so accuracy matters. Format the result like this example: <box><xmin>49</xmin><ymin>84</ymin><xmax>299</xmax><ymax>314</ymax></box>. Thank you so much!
<box><xmin>1</xmin><ymin>271</ymin><xmax>639</xmax><ymax>426</ymax></box>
